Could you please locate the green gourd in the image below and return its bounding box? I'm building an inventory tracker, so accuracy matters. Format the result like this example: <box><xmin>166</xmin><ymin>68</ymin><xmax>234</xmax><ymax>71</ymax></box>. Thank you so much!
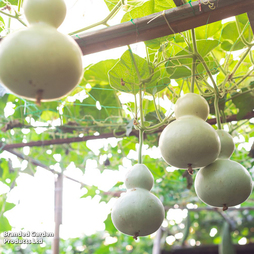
<box><xmin>219</xmin><ymin>221</ymin><xmax>236</xmax><ymax>254</ymax></box>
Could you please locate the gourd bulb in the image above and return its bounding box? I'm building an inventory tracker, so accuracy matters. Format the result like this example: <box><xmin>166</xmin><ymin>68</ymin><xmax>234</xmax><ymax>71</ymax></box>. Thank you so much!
<box><xmin>125</xmin><ymin>164</ymin><xmax>153</xmax><ymax>191</ymax></box>
<box><xmin>216</xmin><ymin>130</ymin><xmax>235</xmax><ymax>159</ymax></box>
<box><xmin>194</xmin><ymin>159</ymin><xmax>253</xmax><ymax>208</ymax></box>
<box><xmin>174</xmin><ymin>93</ymin><xmax>209</xmax><ymax>120</ymax></box>
<box><xmin>111</xmin><ymin>164</ymin><xmax>165</xmax><ymax>239</ymax></box>
<box><xmin>0</xmin><ymin>0</ymin><xmax>83</xmax><ymax>104</ymax></box>
<box><xmin>159</xmin><ymin>116</ymin><xmax>220</xmax><ymax>169</ymax></box>
<box><xmin>23</xmin><ymin>0</ymin><xmax>67</xmax><ymax>28</ymax></box>
<box><xmin>111</xmin><ymin>189</ymin><xmax>165</xmax><ymax>238</ymax></box>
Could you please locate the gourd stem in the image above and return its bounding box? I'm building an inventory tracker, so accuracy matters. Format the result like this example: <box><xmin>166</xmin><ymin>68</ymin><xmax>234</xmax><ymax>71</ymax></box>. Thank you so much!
<box><xmin>211</xmin><ymin>51</ymin><xmax>227</xmax><ymax>76</ymax></box>
<box><xmin>0</xmin><ymin>10</ymin><xmax>27</xmax><ymax>27</ymax></box>
<box><xmin>229</xmin><ymin>46</ymin><xmax>251</xmax><ymax>79</ymax></box>
<box><xmin>152</xmin><ymin>95</ymin><xmax>163</xmax><ymax>122</ymax></box>
<box><xmin>190</xmin><ymin>29</ymin><xmax>198</xmax><ymax>93</ymax></box>
<box><xmin>138</xmin><ymin>84</ymin><xmax>144</xmax><ymax>164</ymax></box>
<box><xmin>138</xmin><ymin>130</ymin><xmax>144</xmax><ymax>164</ymax></box>
<box><xmin>214</xmin><ymin>96</ymin><xmax>222</xmax><ymax>130</ymax></box>
<box><xmin>18</xmin><ymin>0</ymin><xmax>23</xmax><ymax>12</ymax></box>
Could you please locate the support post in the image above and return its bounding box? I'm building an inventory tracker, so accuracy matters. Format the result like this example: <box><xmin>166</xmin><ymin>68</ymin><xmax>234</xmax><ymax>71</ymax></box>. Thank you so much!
<box><xmin>52</xmin><ymin>173</ymin><xmax>63</xmax><ymax>254</ymax></box>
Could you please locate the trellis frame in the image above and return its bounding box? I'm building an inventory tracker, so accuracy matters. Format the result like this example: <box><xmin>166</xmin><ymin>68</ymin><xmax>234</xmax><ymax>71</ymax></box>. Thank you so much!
<box><xmin>73</xmin><ymin>0</ymin><xmax>254</xmax><ymax>55</ymax></box>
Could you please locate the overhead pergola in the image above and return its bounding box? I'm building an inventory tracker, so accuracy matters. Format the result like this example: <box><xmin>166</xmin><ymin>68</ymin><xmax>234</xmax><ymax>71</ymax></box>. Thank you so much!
<box><xmin>73</xmin><ymin>0</ymin><xmax>254</xmax><ymax>55</ymax></box>
<box><xmin>1</xmin><ymin>1</ymin><xmax>254</xmax><ymax>253</ymax></box>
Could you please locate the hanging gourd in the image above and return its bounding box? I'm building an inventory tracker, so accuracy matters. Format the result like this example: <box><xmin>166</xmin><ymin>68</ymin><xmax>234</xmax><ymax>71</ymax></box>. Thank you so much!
<box><xmin>159</xmin><ymin>93</ymin><xmax>221</xmax><ymax>174</ymax></box>
<box><xmin>195</xmin><ymin>130</ymin><xmax>253</xmax><ymax>210</ymax></box>
<box><xmin>111</xmin><ymin>164</ymin><xmax>165</xmax><ymax>239</ymax></box>
<box><xmin>0</xmin><ymin>0</ymin><xmax>83</xmax><ymax>105</ymax></box>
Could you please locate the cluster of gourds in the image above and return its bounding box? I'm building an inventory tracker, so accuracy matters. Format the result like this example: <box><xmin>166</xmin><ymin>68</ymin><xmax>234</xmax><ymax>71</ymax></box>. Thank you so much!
<box><xmin>112</xmin><ymin>93</ymin><xmax>252</xmax><ymax>239</ymax></box>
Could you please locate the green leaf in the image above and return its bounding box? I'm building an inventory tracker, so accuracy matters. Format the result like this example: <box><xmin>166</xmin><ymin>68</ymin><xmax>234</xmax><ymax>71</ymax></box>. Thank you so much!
<box><xmin>145</xmin><ymin>110</ymin><xmax>165</xmax><ymax>124</ymax></box>
<box><xmin>81</xmin><ymin>186</ymin><xmax>98</xmax><ymax>198</ymax></box>
<box><xmin>40</xmin><ymin>110</ymin><xmax>59</xmax><ymax>122</ymax></box>
<box><xmin>104</xmin><ymin>213</ymin><xmax>117</xmax><ymax>235</ymax></box>
<box><xmin>168</xmin><ymin>66</ymin><xmax>191</xmax><ymax>79</ymax></box>
<box><xmin>196</xmin><ymin>56</ymin><xmax>220</xmax><ymax>76</ymax></box>
<box><xmin>173</xmin><ymin>40</ymin><xmax>220</xmax><ymax>61</ymax></box>
<box><xmin>121</xmin><ymin>0</ymin><xmax>153</xmax><ymax>23</ymax></box>
<box><xmin>0</xmin><ymin>93</ymin><xmax>8</xmax><ymax>111</ymax></box>
<box><xmin>145</xmin><ymin>65</ymin><xmax>170</xmax><ymax>95</ymax></box>
<box><xmin>104</xmin><ymin>0</ymin><xmax>119</xmax><ymax>11</ymax></box>
<box><xmin>83</xmin><ymin>59</ymin><xmax>118</xmax><ymax>85</ymax></box>
<box><xmin>196</xmin><ymin>40</ymin><xmax>220</xmax><ymax>58</ymax></box>
<box><xmin>62</xmin><ymin>101</ymin><xmax>81</xmax><ymax>122</ymax></box>
<box><xmin>221</xmin><ymin>22</ymin><xmax>247</xmax><ymax>51</ymax></box>
<box><xmin>0</xmin><ymin>196</ymin><xmax>15</xmax><ymax>213</ymax></box>
<box><xmin>232</xmin><ymin>84</ymin><xmax>254</xmax><ymax>120</ymax></box>
<box><xmin>81</xmin><ymin>84</ymin><xmax>122</xmax><ymax>120</ymax></box>
<box><xmin>0</xmin><ymin>215</ymin><xmax>11</xmax><ymax>233</ymax></box>
<box><xmin>0</xmin><ymin>0</ymin><xmax>18</xmax><ymax>7</ymax></box>
<box><xmin>195</xmin><ymin>21</ymin><xmax>222</xmax><ymax>39</ymax></box>
<box><xmin>145</xmin><ymin>35</ymin><xmax>173</xmax><ymax>49</ymax></box>
<box><xmin>108</xmin><ymin>50</ymin><xmax>150</xmax><ymax>94</ymax></box>
<box><xmin>121</xmin><ymin>0</ymin><xmax>174</xmax><ymax>23</ymax></box>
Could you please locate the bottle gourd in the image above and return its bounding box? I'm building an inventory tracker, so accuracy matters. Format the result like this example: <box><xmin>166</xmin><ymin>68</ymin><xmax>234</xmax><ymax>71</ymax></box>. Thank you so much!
<box><xmin>0</xmin><ymin>0</ymin><xmax>83</xmax><ymax>104</ymax></box>
<box><xmin>111</xmin><ymin>164</ymin><xmax>165</xmax><ymax>239</ymax></box>
<box><xmin>159</xmin><ymin>93</ymin><xmax>221</xmax><ymax>174</ymax></box>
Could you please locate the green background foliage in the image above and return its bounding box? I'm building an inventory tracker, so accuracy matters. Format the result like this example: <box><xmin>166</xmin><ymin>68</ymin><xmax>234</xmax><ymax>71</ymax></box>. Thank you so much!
<box><xmin>0</xmin><ymin>0</ymin><xmax>254</xmax><ymax>253</ymax></box>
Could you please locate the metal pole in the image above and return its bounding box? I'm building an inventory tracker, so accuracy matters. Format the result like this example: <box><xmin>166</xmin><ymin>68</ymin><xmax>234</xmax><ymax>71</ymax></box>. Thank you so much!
<box><xmin>52</xmin><ymin>173</ymin><xmax>63</xmax><ymax>254</ymax></box>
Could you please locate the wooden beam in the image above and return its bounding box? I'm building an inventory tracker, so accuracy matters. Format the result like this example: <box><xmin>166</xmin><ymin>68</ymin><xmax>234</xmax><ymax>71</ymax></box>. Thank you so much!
<box><xmin>247</xmin><ymin>10</ymin><xmax>254</xmax><ymax>33</ymax></box>
<box><xmin>1</xmin><ymin>111</ymin><xmax>254</xmax><ymax>150</ymax></box>
<box><xmin>73</xmin><ymin>0</ymin><xmax>254</xmax><ymax>55</ymax></box>
<box><xmin>172</xmin><ymin>0</ymin><xmax>184</xmax><ymax>7</ymax></box>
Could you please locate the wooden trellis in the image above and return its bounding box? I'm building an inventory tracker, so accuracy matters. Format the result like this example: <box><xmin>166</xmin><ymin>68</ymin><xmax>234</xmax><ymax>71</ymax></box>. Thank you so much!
<box><xmin>73</xmin><ymin>0</ymin><xmax>254</xmax><ymax>55</ymax></box>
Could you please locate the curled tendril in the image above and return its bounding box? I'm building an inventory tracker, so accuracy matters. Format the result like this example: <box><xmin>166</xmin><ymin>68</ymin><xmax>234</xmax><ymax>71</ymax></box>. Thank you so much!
<box><xmin>201</xmin><ymin>0</ymin><xmax>216</xmax><ymax>10</ymax></box>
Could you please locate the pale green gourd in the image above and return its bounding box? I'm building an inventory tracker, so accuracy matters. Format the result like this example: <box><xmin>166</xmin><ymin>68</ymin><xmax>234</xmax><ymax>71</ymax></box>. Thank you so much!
<box><xmin>159</xmin><ymin>93</ymin><xmax>220</xmax><ymax>171</ymax></box>
<box><xmin>111</xmin><ymin>164</ymin><xmax>165</xmax><ymax>239</ymax></box>
<box><xmin>0</xmin><ymin>0</ymin><xmax>83</xmax><ymax>104</ymax></box>
<box><xmin>195</xmin><ymin>131</ymin><xmax>253</xmax><ymax>210</ymax></box>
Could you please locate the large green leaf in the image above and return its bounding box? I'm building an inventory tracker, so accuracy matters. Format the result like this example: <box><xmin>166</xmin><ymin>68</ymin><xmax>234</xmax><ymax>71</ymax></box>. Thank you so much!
<box><xmin>220</xmin><ymin>21</ymin><xmax>251</xmax><ymax>51</ymax></box>
<box><xmin>108</xmin><ymin>50</ymin><xmax>150</xmax><ymax>94</ymax></box>
<box><xmin>121</xmin><ymin>0</ymin><xmax>175</xmax><ymax>23</ymax></box>
<box><xmin>196</xmin><ymin>40</ymin><xmax>220</xmax><ymax>58</ymax></box>
<box><xmin>172</xmin><ymin>40</ymin><xmax>220</xmax><ymax>60</ymax></box>
<box><xmin>83</xmin><ymin>59</ymin><xmax>118</xmax><ymax>85</ymax></box>
<box><xmin>81</xmin><ymin>84</ymin><xmax>122</xmax><ymax>120</ymax></box>
<box><xmin>232</xmin><ymin>83</ymin><xmax>254</xmax><ymax>120</ymax></box>
<box><xmin>195</xmin><ymin>21</ymin><xmax>222</xmax><ymax>40</ymax></box>
<box><xmin>166</xmin><ymin>65</ymin><xmax>191</xmax><ymax>79</ymax></box>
